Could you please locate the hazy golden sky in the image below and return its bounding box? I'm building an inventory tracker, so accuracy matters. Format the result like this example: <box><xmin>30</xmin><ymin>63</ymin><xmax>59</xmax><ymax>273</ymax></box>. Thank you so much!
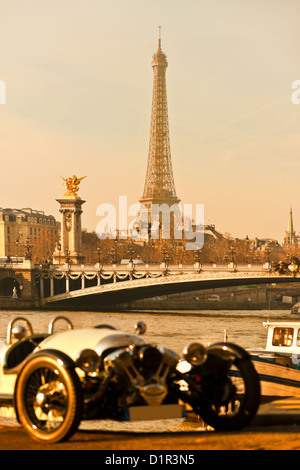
<box><xmin>0</xmin><ymin>0</ymin><xmax>300</xmax><ymax>242</ymax></box>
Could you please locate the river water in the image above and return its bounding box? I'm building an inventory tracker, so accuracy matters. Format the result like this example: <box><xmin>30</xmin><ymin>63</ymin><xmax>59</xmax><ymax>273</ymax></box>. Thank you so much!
<box><xmin>0</xmin><ymin>308</ymin><xmax>295</xmax><ymax>433</ymax></box>
<box><xmin>0</xmin><ymin>308</ymin><xmax>293</xmax><ymax>350</ymax></box>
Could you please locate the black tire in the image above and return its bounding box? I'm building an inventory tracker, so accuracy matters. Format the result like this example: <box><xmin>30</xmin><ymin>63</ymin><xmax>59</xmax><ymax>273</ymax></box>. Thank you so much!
<box><xmin>15</xmin><ymin>354</ymin><xmax>83</xmax><ymax>443</ymax></box>
<box><xmin>198</xmin><ymin>356</ymin><xmax>260</xmax><ymax>431</ymax></box>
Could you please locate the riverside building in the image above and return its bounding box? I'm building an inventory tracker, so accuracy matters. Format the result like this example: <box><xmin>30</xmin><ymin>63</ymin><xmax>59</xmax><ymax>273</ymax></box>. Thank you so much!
<box><xmin>0</xmin><ymin>207</ymin><xmax>60</xmax><ymax>259</ymax></box>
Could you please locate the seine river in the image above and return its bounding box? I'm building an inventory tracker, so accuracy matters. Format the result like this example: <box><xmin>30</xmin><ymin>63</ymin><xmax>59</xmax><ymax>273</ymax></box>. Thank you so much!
<box><xmin>0</xmin><ymin>308</ymin><xmax>294</xmax><ymax>350</ymax></box>
<box><xmin>0</xmin><ymin>308</ymin><xmax>295</xmax><ymax>432</ymax></box>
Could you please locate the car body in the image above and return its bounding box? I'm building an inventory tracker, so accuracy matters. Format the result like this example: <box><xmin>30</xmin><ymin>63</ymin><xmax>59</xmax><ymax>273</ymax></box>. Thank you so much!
<box><xmin>0</xmin><ymin>315</ymin><xmax>260</xmax><ymax>443</ymax></box>
<box><xmin>0</xmin><ymin>315</ymin><xmax>146</xmax><ymax>409</ymax></box>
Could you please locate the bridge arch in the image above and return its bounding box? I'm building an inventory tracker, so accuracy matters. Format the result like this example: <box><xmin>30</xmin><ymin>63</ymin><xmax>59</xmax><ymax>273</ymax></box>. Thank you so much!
<box><xmin>41</xmin><ymin>270</ymin><xmax>300</xmax><ymax>310</ymax></box>
<box><xmin>0</xmin><ymin>277</ymin><xmax>21</xmax><ymax>298</ymax></box>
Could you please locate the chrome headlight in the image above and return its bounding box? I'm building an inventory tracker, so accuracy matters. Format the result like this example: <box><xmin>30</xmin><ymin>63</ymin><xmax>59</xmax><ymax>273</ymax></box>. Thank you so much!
<box><xmin>76</xmin><ymin>349</ymin><xmax>99</xmax><ymax>373</ymax></box>
<box><xmin>183</xmin><ymin>342</ymin><xmax>207</xmax><ymax>366</ymax></box>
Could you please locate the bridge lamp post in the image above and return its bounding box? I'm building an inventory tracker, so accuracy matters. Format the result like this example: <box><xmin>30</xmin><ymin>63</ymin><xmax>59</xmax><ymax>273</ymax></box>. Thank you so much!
<box><xmin>179</xmin><ymin>247</ymin><xmax>184</xmax><ymax>266</ymax></box>
<box><xmin>151</xmin><ymin>241</ymin><xmax>155</xmax><ymax>264</ymax></box>
<box><xmin>263</xmin><ymin>244</ymin><xmax>272</xmax><ymax>272</ymax></box>
<box><xmin>110</xmin><ymin>248</ymin><xmax>116</xmax><ymax>265</ymax></box>
<box><xmin>57</xmin><ymin>242</ymin><xmax>61</xmax><ymax>266</ymax></box>
<box><xmin>64</xmin><ymin>248</ymin><xmax>71</xmax><ymax>268</ymax></box>
<box><xmin>128</xmin><ymin>246</ymin><xmax>134</xmax><ymax>263</ymax></box>
<box><xmin>160</xmin><ymin>246</ymin><xmax>169</xmax><ymax>270</ymax></box>
<box><xmin>23</xmin><ymin>237</ymin><xmax>33</xmax><ymax>261</ymax></box>
<box><xmin>96</xmin><ymin>247</ymin><xmax>102</xmax><ymax>268</ymax></box>
<box><xmin>245</xmin><ymin>236</ymin><xmax>249</xmax><ymax>264</ymax></box>
<box><xmin>127</xmin><ymin>246</ymin><xmax>135</xmax><ymax>269</ymax></box>
<box><xmin>15</xmin><ymin>238</ymin><xmax>19</xmax><ymax>258</ymax></box>
<box><xmin>194</xmin><ymin>250</ymin><xmax>201</xmax><ymax>263</ymax></box>
<box><xmin>15</xmin><ymin>234</ymin><xmax>23</xmax><ymax>259</ymax></box>
<box><xmin>230</xmin><ymin>246</ymin><xmax>236</xmax><ymax>263</ymax></box>
<box><xmin>161</xmin><ymin>246</ymin><xmax>168</xmax><ymax>263</ymax></box>
<box><xmin>194</xmin><ymin>250</ymin><xmax>202</xmax><ymax>272</ymax></box>
<box><xmin>114</xmin><ymin>238</ymin><xmax>118</xmax><ymax>265</ymax></box>
<box><xmin>228</xmin><ymin>246</ymin><xmax>237</xmax><ymax>272</ymax></box>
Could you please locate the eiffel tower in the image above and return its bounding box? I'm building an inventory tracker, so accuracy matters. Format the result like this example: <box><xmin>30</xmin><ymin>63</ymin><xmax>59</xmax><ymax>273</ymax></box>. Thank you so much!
<box><xmin>140</xmin><ymin>28</ymin><xmax>180</xmax><ymax>215</ymax></box>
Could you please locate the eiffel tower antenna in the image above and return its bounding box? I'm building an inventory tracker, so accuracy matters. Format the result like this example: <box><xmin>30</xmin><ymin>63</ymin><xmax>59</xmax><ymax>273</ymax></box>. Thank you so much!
<box><xmin>140</xmin><ymin>29</ymin><xmax>180</xmax><ymax>213</ymax></box>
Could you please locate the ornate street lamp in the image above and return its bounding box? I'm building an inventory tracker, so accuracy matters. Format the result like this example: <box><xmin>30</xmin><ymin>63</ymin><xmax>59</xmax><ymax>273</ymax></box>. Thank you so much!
<box><xmin>128</xmin><ymin>246</ymin><xmax>135</xmax><ymax>263</ymax></box>
<box><xmin>160</xmin><ymin>246</ymin><xmax>170</xmax><ymax>271</ymax></box>
<box><xmin>230</xmin><ymin>246</ymin><xmax>236</xmax><ymax>264</ymax></box>
<box><xmin>96</xmin><ymin>247</ymin><xmax>102</xmax><ymax>265</ymax></box>
<box><xmin>194</xmin><ymin>250</ymin><xmax>202</xmax><ymax>264</ymax></box>
<box><xmin>23</xmin><ymin>237</ymin><xmax>33</xmax><ymax>260</ymax></box>
<box><xmin>265</xmin><ymin>244</ymin><xmax>271</xmax><ymax>264</ymax></box>
<box><xmin>64</xmin><ymin>248</ymin><xmax>71</xmax><ymax>267</ymax></box>
<box><xmin>15</xmin><ymin>234</ymin><xmax>23</xmax><ymax>258</ymax></box>
<box><xmin>114</xmin><ymin>237</ymin><xmax>118</xmax><ymax>265</ymax></box>
<box><xmin>227</xmin><ymin>245</ymin><xmax>237</xmax><ymax>271</ymax></box>
<box><xmin>194</xmin><ymin>249</ymin><xmax>202</xmax><ymax>272</ymax></box>
<box><xmin>110</xmin><ymin>247</ymin><xmax>116</xmax><ymax>265</ymax></box>
<box><xmin>245</xmin><ymin>236</ymin><xmax>249</xmax><ymax>264</ymax></box>
<box><xmin>151</xmin><ymin>240</ymin><xmax>155</xmax><ymax>263</ymax></box>
<box><xmin>161</xmin><ymin>246</ymin><xmax>168</xmax><ymax>265</ymax></box>
<box><xmin>57</xmin><ymin>242</ymin><xmax>61</xmax><ymax>265</ymax></box>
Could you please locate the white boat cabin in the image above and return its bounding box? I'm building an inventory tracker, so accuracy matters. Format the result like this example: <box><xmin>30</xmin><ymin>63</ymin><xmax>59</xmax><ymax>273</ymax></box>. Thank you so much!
<box><xmin>263</xmin><ymin>321</ymin><xmax>300</xmax><ymax>354</ymax></box>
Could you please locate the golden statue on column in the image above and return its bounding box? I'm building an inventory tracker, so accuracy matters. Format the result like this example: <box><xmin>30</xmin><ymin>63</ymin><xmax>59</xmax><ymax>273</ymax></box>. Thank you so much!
<box><xmin>53</xmin><ymin>176</ymin><xmax>86</xmax><ymax>265</ymax></box>
<box><xmin>61</xmin><ymin>175</ymin><xmax>86</xmax><ymax>197</ymax></box>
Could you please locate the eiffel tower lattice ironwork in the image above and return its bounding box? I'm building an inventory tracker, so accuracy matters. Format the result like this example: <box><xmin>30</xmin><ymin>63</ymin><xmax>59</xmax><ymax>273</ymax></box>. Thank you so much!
<box><xmin>140</xmin><ymin>28</ymin><xmax>180</xmax><ymax>211</ymax></box>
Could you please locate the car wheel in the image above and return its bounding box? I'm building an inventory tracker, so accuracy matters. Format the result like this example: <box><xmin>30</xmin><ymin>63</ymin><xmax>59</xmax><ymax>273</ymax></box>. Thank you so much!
<box><xmin>198</xmin><ymin>356</ymin><xmax>260</xmax><ymax>431</ymax></box>
<box><xmin>16</xmin><ymin>354</ymin><xmax>83</xmax><ymax>443</ymax></box>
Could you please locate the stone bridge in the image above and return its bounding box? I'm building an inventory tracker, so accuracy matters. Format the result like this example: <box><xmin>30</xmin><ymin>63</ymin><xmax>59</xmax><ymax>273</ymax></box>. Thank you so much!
<box><xmin>38</xmin><ymin>262</ymin><xmax>300</xmax><ymax>310</ymax></box>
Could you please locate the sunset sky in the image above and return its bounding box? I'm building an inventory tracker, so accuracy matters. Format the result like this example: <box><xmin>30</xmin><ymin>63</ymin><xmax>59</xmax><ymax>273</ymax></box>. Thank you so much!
<box><xmin>0</xmin><ymin>0</ymin><xmax>300</xmax><ymax>242</ymax></box>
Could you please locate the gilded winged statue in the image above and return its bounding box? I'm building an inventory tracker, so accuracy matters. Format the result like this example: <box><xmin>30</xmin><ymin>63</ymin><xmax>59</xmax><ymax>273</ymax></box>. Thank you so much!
<box><xmin>61</xmin><ymin>175</ymin><xmax>86</xmax><ymax>197</ymax></box>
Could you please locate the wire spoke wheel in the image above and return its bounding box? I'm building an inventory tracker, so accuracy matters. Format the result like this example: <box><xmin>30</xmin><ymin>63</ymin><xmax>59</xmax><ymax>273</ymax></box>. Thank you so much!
<box><xmin>16</xmin><ymin>354</ymin><xmax>83</xmax><ymax>443</ymax></box>
<box><xmin>25</xmin><ymin>366</ymin><xmax>68</xmax><ymax>431</ymax></box>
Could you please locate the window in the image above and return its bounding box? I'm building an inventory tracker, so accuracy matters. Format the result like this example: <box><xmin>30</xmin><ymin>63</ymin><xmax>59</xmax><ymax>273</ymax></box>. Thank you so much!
<box><xmin>272</xmin><ymin>327</ymin><xmax>294</xmax><ymax>347</ymax></box>
<box><xmin>296</xmin><ymin>330</ymin><xmax>300</xmax><ymax>347</ymax></box>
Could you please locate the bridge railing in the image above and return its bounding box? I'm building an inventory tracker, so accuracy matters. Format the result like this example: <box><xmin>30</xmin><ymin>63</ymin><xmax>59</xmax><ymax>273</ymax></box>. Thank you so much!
<box><xmin>38</xmin><ymin>262</ymin><xmax>268</xmax><ymax>274</ymax></box>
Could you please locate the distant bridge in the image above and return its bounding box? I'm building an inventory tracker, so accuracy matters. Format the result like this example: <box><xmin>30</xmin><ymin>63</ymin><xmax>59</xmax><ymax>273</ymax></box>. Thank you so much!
<box><xmin>38</xmin><ymin>262</ymin><xmax>300</xmax><ymax>310</ymax></box>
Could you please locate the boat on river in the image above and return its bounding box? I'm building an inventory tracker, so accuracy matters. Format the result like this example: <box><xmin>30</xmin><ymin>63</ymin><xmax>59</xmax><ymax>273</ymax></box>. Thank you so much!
<box><xmin>250</xmin><ymin>322</ymin><xmax>300</xmax><ymax>403</ymax></box>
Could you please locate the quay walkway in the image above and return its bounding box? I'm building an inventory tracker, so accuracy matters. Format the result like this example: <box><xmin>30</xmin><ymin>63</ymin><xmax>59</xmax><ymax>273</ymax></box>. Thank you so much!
<box><xmin>0</xmin><ymin>398</ymin><xmax>300</xmax><ymax>450</ymax></box>
<box><xmin>251</xmin><ymin>397</ymin><xmax>300</xmax><ymax>427</ymax></box>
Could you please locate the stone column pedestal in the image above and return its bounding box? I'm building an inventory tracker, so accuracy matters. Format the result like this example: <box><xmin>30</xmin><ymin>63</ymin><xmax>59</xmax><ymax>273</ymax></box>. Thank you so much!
<box><xmin>53</xmin><ymin>196</ymin><xmax>85</xmax><ymax>266</ymax></box>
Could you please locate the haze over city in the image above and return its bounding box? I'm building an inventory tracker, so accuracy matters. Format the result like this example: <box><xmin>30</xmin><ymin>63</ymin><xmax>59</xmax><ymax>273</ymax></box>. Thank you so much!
<box><xmin>0</xmin><ymin>0</ymin><xmax>299</xmax><ymax>243</ymax></box>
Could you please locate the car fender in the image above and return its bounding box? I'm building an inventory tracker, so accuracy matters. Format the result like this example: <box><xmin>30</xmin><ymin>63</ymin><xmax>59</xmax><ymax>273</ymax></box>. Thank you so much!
<box><xmin>207</xmin><ymin>342</ymin><xmax>249</xmax><ymax>361</ymax></box>
<box><xmin>13</xmin><ymin>349</ymin><xmax>77</xmax><ymax>421</ymax></box>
